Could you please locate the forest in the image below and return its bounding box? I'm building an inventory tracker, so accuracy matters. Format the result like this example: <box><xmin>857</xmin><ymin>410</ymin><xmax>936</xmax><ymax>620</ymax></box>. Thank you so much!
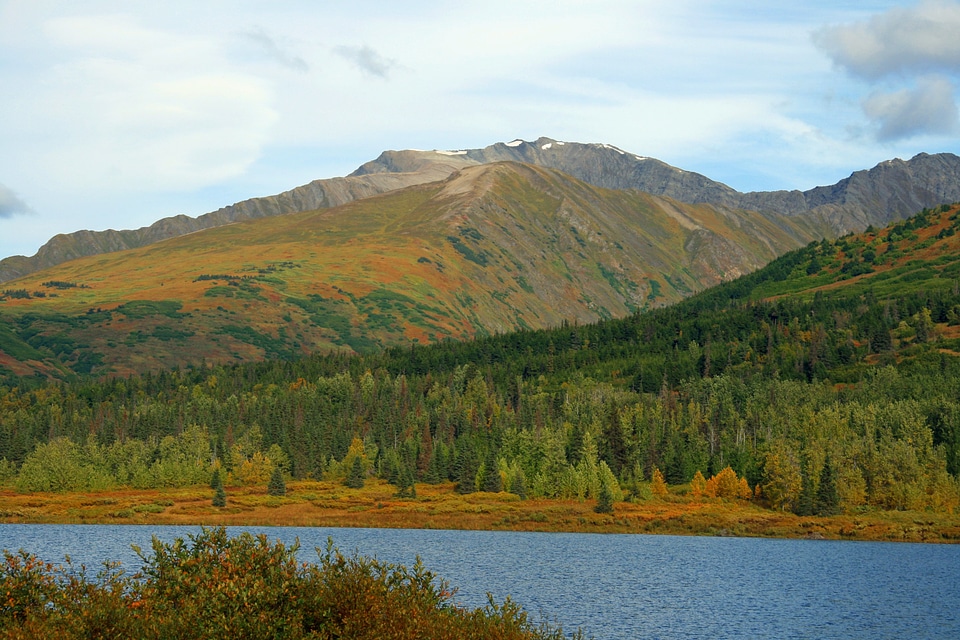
<box><xmin>2</xmin><ymin>205</ymin><xmax>960</xmax><ymax>517</ymax></box>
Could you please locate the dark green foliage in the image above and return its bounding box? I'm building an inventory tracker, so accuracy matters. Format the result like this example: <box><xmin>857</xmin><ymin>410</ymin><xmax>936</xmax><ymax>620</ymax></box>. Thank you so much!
<box><xmin>594</xmin><ymin>482</ymin><xmax>614</xmax><ymax>514</ymax></box>
<box><xmin>511</xmin><ymin>469</ymin><xmax>528</xmax><ymax>500</ymax></box>
<box><xmin>482</xmin><ymin>449</ymin><xmax>502</xmax><ymax>493</ymax></box>
<box><xmin>213</xmin><ymin>484</ymin><xmax>226</xmax><ymax>507</ymax></box>
<box><xmin>210</xmin><ymin>469</ymin><xmax>223</xmax><ymax>491</ymax></box>
<box><xmin>215</xmin><ymin>325</ymin><xmax>293</xmax><ymax>359</ymax></box>
<box><xmin>345</xmin><ymin>456</ymin><xmax>365</xmax><ymax>489</ymax></box>
<box><xmin>796</xmin><ymin>466</ymin><xmax>815</xmax><ymax>517</ymax></box>
<box><xmin>815</xmin><ymin>457</ymin><xmax>840</xmax><ymax>516</ymax></box>
<box><xmin>396</xmin><ymin>463</ymin><xmax>417</xmax><ymax>499</ymax></box>
<box><xmin>267</xmin><ymin>465</ymin><xmax>286</xmax><ymax>496</ymax></box>
<box><xmin>455</xmin><ymin>445</ymin><xmax>478</xmax><ymax>495</ymax></box>
<box><xmin>116</xmin><ymin>300</ymin><xmax>185</xmax><ymax>319</ymax></box>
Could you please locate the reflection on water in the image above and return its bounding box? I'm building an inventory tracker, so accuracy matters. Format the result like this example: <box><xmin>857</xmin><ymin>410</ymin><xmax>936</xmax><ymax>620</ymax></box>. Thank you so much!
<box><xmin>1</xmin><ymin>524</ymin><xmax>957</xmax><ymax>640</ymax></box>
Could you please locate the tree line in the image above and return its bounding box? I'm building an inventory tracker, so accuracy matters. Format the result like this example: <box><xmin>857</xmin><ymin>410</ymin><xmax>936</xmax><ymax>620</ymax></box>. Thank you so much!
<box><xmin>1</xmin><ymin>207</ymin><xmax>960</xmax><ymax>515</ymax></box>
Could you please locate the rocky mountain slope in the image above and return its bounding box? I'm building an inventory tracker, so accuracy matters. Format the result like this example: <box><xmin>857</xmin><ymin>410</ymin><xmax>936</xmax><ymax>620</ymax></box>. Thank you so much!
<box><xmin>356</xmin><ymin>138</ymin><xmax>960</xmax><ymax>231</ymax></box>
<box><xmin>4</xmin><ymin>137</ymin><xmax>960</xmax><ymax>283</ymax></box>
<box><xmin>0</xmin><ymin>162</ymin><xmax>820</xmax><ymax>378</ymax></box>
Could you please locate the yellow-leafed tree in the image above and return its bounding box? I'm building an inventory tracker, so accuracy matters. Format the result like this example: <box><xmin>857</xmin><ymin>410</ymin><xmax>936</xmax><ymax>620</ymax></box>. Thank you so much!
<box><xmin>690</xmin><ymin>470</ymin><xmax>707</xmax><ymax>500</ymax></box>
<box><xmin>651</xmin><ymin>467</ymin><xmax>668</xmax><ymax>497</ymax></box>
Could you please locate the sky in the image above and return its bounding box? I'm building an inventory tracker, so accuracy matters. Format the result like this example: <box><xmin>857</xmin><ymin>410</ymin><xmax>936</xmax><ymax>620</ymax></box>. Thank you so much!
<box><xmin>3</xmin><ymin>0</ymin><xmax>960</xmax><ymax>261</ymax></box>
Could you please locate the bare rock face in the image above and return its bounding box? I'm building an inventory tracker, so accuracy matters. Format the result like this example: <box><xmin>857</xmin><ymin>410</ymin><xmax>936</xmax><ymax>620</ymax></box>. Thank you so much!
<box><xmin>356</xmin><ymin>139</ymin><xmax>960</xmax><ymax>234</ymax></box>
<box><xmin>4</xmin><ymin>137</ymin><xmax>960</xmax><ymax>283</ymax></box>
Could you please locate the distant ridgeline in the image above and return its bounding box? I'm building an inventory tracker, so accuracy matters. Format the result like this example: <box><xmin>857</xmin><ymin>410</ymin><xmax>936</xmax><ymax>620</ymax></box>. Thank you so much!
<box><xmin>2</xmin><ymin>205</ymin><xmax>960</xmax><ymax>516</ymax></box>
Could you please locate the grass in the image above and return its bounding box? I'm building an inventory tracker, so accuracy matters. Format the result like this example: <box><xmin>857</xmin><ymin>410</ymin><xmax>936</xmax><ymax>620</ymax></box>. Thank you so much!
<box><xmin>1</xmin><ymin>479</ymin><xmax>958</xmax><ymax>543</ymax></box>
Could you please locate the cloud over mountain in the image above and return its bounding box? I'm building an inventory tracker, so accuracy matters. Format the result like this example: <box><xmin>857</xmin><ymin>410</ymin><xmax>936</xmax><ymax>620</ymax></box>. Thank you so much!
<box><xmin>814</xmin><ymin>1</ymin><xmax>960</xmax><ymax>141</ymax></box>
<box><xmin>0</xmin><ymin>184</ymin><xmax>31</xmax><ymax>218</ymax></box>
<box><xmin>863</xmin><ymin>76</ymin><xmax>959</xmax><ymax>141</ymax></box>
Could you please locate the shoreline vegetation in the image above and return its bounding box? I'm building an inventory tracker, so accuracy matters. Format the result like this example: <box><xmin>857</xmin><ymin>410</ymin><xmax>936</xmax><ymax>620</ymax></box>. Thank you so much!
<box><xmin>2</xmin><ymin>479</ymin><xmax>958</xmax><ymax>543</ymax></box>
<box><xmin>0</xmin><ymin>526</ymin><xmax>582</xmax><ymax>639</ymax></box>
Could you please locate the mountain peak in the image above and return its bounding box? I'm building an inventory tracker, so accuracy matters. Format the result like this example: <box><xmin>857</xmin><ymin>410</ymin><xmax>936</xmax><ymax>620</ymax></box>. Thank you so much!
<box><xmin>4</xmin><ymin>139</ymin><xmax>960</xmax><ymax>284</ymax></box>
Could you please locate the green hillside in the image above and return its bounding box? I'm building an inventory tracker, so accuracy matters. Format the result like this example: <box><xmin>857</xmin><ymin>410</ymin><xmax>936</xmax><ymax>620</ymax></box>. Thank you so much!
<box><xmin>0</xmin><ymin>162</ymin><xmax>818</xmax><ymax>379</ymax></box>
<box><xmin>2</xmin><ymin>204</ymin><xmax>960</xmax><ymax>527</ymax></box>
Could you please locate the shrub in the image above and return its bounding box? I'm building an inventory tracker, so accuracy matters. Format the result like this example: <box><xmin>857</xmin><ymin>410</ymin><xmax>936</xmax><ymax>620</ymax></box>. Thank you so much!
<box><xmin>0</xmin><ymin>528</ymin><xmax>582</xmax><ymax>639</ymax></box>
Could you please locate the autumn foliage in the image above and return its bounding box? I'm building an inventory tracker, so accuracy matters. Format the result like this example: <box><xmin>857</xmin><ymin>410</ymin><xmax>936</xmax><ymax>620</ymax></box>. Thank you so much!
<box><xmin>0</xmin><ymin>527</ymin><xmax>581</xmax><ymax>640</ymax></box>
<box><xmin>650</xmin><ymin>468</ymin><xmax>669</xmax><ymax>498</ymax></box>
<box><xmin>703</xmin><ymin>467</ymin><xmax>752</xmax><ymax>500</ymax></box>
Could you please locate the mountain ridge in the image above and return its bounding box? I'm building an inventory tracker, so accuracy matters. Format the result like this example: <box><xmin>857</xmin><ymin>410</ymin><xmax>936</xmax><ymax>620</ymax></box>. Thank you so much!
<box><xmin>4</xmin><ymin>138</ymin><xmax>960</xmax><ymax>282</ymax></box>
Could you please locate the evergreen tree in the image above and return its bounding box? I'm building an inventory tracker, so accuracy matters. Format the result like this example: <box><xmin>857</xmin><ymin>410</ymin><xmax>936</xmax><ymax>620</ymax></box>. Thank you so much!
<box><xmin>213</xmin><ymin>483</ymin><xmax>226</xmax><ymax>507</ymax></box>
<box><xmin>424</xmin><ymin>451</ymin><xmax>441</xmax><ymax>484</ymax></box>
<box><xmin>454</xmin><ymin>444</ymin><xmax>478</xmax><ymax>494</ymax></box>
<box><xmin>482</xmin><ymin>449</ymin><xmax>502</xmax><ymax>493</ymax></box>
<box><xmin>267</xmin><ymin>465</ymin><xmax>286</xmax><ymax>497</ymax></box>
<box><xmin>396</xmin><ymin>462</ymin><xmax>417</xmax><ymax>498</ymax></box>
<box><xmin>594</xmin><ymin>480</ymin><xmax>614</xmax><ymax>514</ymax></box>
<box><xmin>796</xmin><ymin>465</ymin><xmax>815</xmax><ymax>516</ymax></box>
<box><xmin>815</xmin><ymin>456</ymin><xmax>841</xmax><ymax>516</ymax></box>
<box><xmin>345</xmin><ymin>455</ymin><xmax>365</xmax><ymax>489</ymax></box>
<box><xmin>210</xmin><ymin>468</ymin><xmax>223</xmax><ymax>491</ymax></box>
<box><xmin>511</xmin><ymin>468</ymin><xmax>528</xmax><ymax>500</ymax></box>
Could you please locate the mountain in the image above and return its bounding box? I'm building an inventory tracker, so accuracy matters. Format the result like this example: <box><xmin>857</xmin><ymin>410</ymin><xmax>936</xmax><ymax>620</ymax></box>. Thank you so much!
<box><xmin>0</xmin><ymin>162</ymin><xmax>820</xmax><ymax>378</ymax></box>
<box><xmin>355</xmin><ymin>138</ymin><xmax>960</xmax><ymax>232</ymax></box>
<box><xmin>4</xmin><ymin>137</ymin><xmax>960</xmax><ymax>282</ymax></box>
<box><xmin>0</xmin><ymin>159</ymin><xmax>465</xmax><ymax>283</ymax></box>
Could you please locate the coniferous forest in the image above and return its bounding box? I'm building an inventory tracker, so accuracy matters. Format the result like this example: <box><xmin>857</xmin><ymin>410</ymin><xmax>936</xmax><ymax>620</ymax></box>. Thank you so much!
<box><xmin>3</xmin><ymin>205</ymin><xmax>960</xmax><ymax>518</ymax></box>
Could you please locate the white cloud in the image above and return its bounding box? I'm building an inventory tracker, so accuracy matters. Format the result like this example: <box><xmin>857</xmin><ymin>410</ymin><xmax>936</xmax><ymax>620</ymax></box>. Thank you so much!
<box><xmin>0</xmin><ymin>184</ymin><xmax>32</xmax><ymax>218</ymax></box>
<box><xmin>241</xmin><ymin>27</ymin><xmax>309</xmax><ymax>73</ymax></box>
<box><xmin>333</xmin><ymin>45</ymin><xmax>396</xmax><ymax>79</ymax></box>
<box><xmin>18</xmin><ymin>14</ymin><xmax>277</xmax><ymax>192</ymax></box>
<box><xmin>813</xmin><ymin>1</ymin><xmax>960</xmax><ymax>142</ymax></box>
<box><xmin>813</xmin><ymin>1</ymin><xmax>960</xmax><ymax>79</ymax></box>
<box><xmin>863</xmin><ymin>75</ymin><xmax>959</xmax><ymax>140</ymax></box>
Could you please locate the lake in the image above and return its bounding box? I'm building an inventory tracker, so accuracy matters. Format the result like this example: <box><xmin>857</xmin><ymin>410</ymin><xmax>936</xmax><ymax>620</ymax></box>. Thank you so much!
<box><xmin>1</xmin><ymin>525</ymin><xmax>957</xmax><ymax>639</ymax></box>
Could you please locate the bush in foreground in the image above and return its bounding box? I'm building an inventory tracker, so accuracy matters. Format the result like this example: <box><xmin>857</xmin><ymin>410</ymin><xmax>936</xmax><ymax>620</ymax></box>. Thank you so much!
<box><xmin>0</xmin><ymin>527</ymin><xmax>582</xmax><ymax>639</ymax></box>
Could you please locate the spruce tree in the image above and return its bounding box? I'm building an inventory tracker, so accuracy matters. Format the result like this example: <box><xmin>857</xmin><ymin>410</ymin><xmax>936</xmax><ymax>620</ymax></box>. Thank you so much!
<box><xmin>796</xmin><ymin>465</ymin><xmax>815</xmax><ymax>517</ymax></box>
<box><xmin>511</xmin><ymin>468</ymin><xmax>528</xmax><ymax>500</ymax></box>
<box><xmin>267</xmin><ymin>465</ymin><xmax>286</xmax><ymax>497</ymax></box>
<box><xmin>455</xmin><ymin>444</ymin><xmax>477</xmax><ymax>494</ymax></box>
<box><xmin>396</xmin><ymin>462</ymin><xmax>417</xmax><ymax>498</ymax></box>
<box><xmin>213</xmin><ymin>483</ymin><xmax>226</xmax><ymax>507</ymax></box>
<box><xmin>210</xmin><ymin>468</ymin><xmax>223</xmax><ymax>490</ymax></box>
<box><xmin>594</xmin><ymin>480</ymin><xmax>614</xmax><ymax>514</ymax></box>
<box><xmin>345</xmin><ymin>456</ymin><xmax>365</xmax><ymax>489</ymax></box>
<box><xmin>815</xmin><ymin>456</ymin><xmax>841</xmax><ymax>516</ymax></box>
<box><xmin>482</xmin><ymin>450</ymin><xmax>502</xmax><ymax>493</ymax></box>
<box><xmin>424</xmin><ymin>451</ymin><xmax>441</xmax><ymax>484</ymax></box>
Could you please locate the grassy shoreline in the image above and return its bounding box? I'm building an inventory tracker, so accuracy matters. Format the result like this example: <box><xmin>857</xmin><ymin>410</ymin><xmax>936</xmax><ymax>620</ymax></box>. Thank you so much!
<box><xmin>1</xmin><ymin>479</ymin><xmax>958</xmax><ymax>543</ymax></box>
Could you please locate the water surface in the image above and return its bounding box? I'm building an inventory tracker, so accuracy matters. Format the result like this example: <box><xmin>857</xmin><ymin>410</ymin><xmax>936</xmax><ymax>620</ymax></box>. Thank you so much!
<box><xmin>1</xmin><ymin>525</ymin><xmax>956</xmax><ymax>639</ymax></box>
